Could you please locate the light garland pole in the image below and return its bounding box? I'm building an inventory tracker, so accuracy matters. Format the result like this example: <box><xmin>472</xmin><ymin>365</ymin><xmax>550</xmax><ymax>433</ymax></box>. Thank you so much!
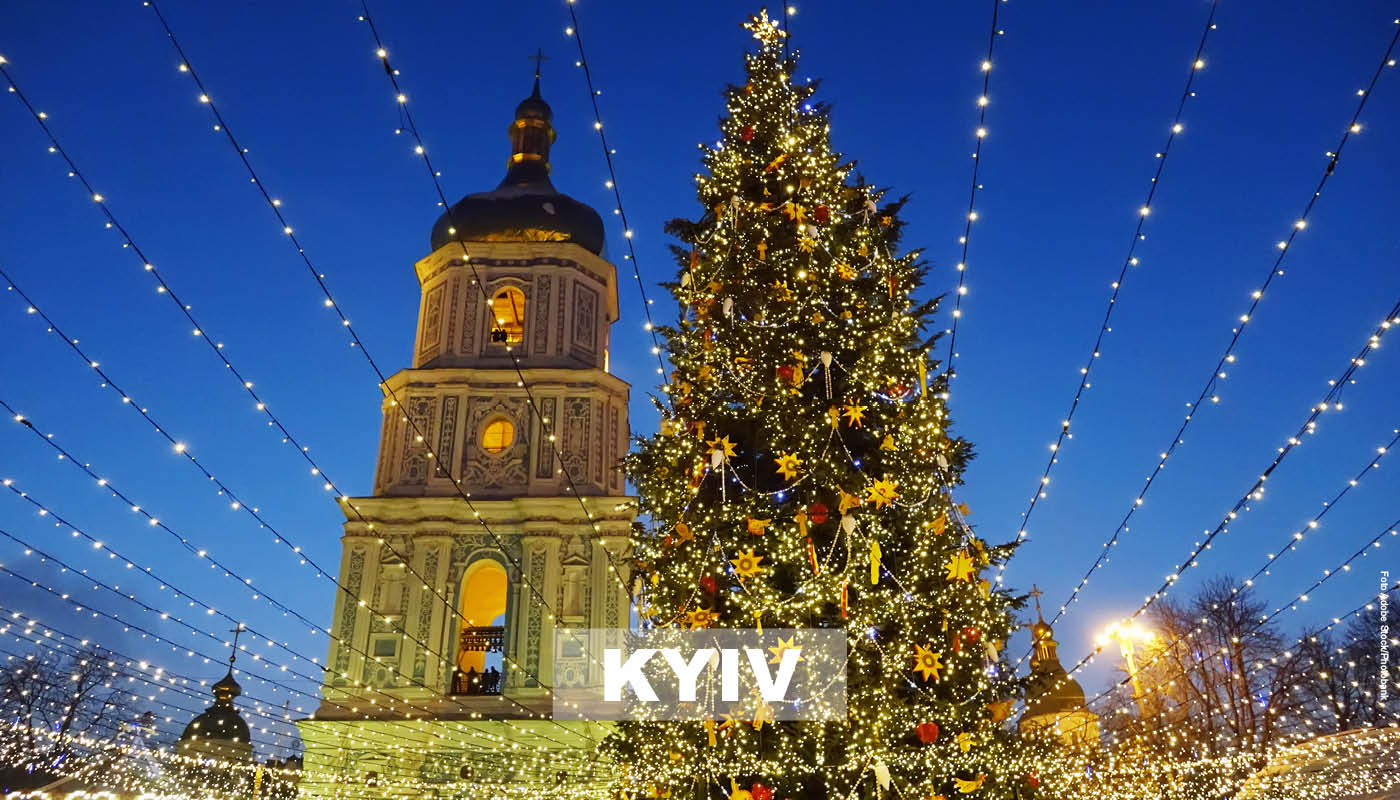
<box><xmin>1098</xmin><ymin>622</ymin><xmax>1157</xmax><ymax>720</ymax></box>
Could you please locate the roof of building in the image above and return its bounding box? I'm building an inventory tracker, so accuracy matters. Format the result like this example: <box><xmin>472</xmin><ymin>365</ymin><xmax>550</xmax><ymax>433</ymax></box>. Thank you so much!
<box><xmin>178</xmin><ymin>668</ymin><xmax>251</xmax><ymax>748</ymax></box>
<box><xmin>429</xmin><ymin>73</ymin><xmax>604</xmax><ymax>255</ymax></box>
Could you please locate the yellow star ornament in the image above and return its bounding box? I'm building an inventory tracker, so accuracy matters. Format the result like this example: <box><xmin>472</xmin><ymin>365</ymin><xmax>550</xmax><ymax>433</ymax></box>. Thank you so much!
<box><xmin>866</xmin><ymin>478</ymin><xmax>899</xmax><ymax>509</ymax></box>
<box><xmin>730</xmin><ymin>549</ymin><xmax>764</xmax><ymax>580</ymax></box>
<box><xmin>774</xmin><ymin>452</ymin><xmax>803</xmax><ymax>480</ymax></box>
<box><xmin>945</xmin><ymin>551</ymin><xmax>976</xmax><ymax>583</ymax></box>
<box><xmin>708</xmin><ymin>435</ymin><xmax>737</xmax><ymax>460</ymax></box>
<box><xmin>841</xmin><ymin>403</ymin><xmax>866</xmax><ymax>428</ymax></box>
<box><xmin>911</xmin><ymin>644</ymin><xmax>943</xmax><ymax>682</ymax></box>
<box><xmin>686</xmin><ymin>608</ymin><xmax>719</xmax><ymax>630</ymax></box>
<box><xmin>768</xmin><ymin>635</ymin><xmax>801</xmax><ymax>665</ymax></box>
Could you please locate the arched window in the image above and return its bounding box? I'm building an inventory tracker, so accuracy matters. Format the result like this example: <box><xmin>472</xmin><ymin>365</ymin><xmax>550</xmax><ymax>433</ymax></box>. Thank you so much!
<box><xmin>481</xmin><ymin>418</ymin><xmax>515</xmax><ymax>455</ymax></box>
<box><xmin>490</xmin><ymin>286</ymin><xmax>526</xmax><ymax>344</ymax></box>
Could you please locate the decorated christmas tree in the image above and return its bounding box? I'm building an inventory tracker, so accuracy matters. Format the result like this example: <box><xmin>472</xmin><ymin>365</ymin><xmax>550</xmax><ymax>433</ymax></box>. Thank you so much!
<box><xmin>607</xmin><ymin>11</ymin><xmax>1046</xmax><ymax>800</ymax></box>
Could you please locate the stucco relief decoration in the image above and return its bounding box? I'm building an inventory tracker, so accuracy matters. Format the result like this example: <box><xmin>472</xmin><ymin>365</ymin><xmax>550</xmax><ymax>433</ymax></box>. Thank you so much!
<box><xmin>436</xmin><ymin>396</ymin><xmax>459</xmax><ymax>478</ymax></box>
<box><xmin>463</xmin><ymin>396</ymin><xmax>529</xmax><ymax>492</ymax></box>
<box><xmin>334</xmin><ymin>547</ymin><xmax>368</xmax><ymax>679</ymax></box>
<box><xmin>535</xmin><ymin>397</ymin><xmax>557</xmax><ymax>479</ymax></box>
<box><xmin>400</xmin><ymin>395</ymin><xmax>437</xmax><ymax>485</ymax></box>
<box><xmin>460</xmin><ymin>281</ymin><xmax>479</xmax><ymax>355</ymax></box>
<box><xmin>533</xmin><ymin>275</ymin><xmax>551</xmax><ymax>354</ymax></box>
<box><xmin>561</xmin><ymin>396</ymin><xmax>590</xmax><ymax>481</ymax></box>
<box><xmin>419</xmin><ymin>283</ymin><xmax>445</xmax><ymax>357</ymax></box>
<box><xmin>573</xmin><ymin>283</ymin><xmax>597</xmax><ymax>353</ymax></box>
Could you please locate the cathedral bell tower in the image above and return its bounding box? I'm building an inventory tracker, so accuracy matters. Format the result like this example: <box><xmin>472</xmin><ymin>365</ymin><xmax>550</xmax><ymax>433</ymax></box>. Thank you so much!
<box><xmin>298</xmin><ymin>68</ymin><xmax>633</xmax><ymax>795</ymax></box>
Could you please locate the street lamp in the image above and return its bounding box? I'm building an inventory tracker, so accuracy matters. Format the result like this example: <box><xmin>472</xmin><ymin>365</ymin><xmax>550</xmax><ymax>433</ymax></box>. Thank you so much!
<box><xmin>1098</xmin><ymin>621</ymin><xmax>1155</xmax><ymax>717</ymax></box>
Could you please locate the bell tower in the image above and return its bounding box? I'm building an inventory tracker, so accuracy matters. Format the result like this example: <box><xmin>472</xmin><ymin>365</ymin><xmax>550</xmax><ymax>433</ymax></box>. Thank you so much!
<box><xmin>299</xmin><ymin>70</ymin><xmax>633</xmax><ymax>795</ymax></box>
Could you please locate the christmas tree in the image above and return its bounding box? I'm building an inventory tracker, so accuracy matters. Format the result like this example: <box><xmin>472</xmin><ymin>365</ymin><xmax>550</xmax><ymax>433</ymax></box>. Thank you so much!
<box><xmin>607</xmin><ymin>11</ymin><xmax>1041</xmax><ymax>800</ymax></box>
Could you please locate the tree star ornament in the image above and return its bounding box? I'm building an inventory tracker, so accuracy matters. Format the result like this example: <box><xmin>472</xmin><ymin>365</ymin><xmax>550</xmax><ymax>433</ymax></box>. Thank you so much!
<box><xmin>730</xmin><ymin>548</ymin><xmax>764</xmax><ymax>579</ymax></box>
<box><xmin>866</xmin><ymin>478</ymin><xmax>898</xmax><ymax>508</ymax></box>
<box><xmin>945</xmin><ymin>550</ymin><xmax>976</xmax><ymax>582</ymax></box>
<box><xmin>687</xmin><ymin>608</ymin><xmax>719</xmax><ymax>630</ymax></box>
<box><xmin>775</xmin><ymin>451</ymin><xmax>803</xmax><ymax>480</ymax></box>
<box><xmin>708</xmin><ymin>435</ymin><xmax>737</xmax><ymax>461</ymax></box>
<box><xmin>841</xmin><ymin>402</ymin><xmax>866</xmax><ymax>427</ymax></box>
<box><xmin>911</xmin><ymin>644</ymin><xmax>943</xmax><ymax>681</ymax></box>
<box><xmin>767</xmin><ymin>635</ymin><xmax>800</xmax><ymax>665</ymax></box>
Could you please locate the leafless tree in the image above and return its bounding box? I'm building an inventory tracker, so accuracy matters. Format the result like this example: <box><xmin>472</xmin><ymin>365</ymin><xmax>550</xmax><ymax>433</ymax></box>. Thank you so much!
<box><xmin>1101</xmin><ymin>579</ymin><xmax>1317</xmax><ymax>757</ymax></box>
<box><xmin>1296</xmin><ymin>595</ymin><xmax>1399</xmax><ymax>731</ymax></box>
<box><xmin>0</xmin><ymin>645</ymin><xmax>132</xmax><ymax>791</ymax></box>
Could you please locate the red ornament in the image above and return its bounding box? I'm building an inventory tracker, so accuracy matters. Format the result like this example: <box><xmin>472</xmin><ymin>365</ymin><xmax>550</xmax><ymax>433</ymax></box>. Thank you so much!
<box><xmin>953</xmin><ymin>625</ymin><xmax>982</xmax><ymax>654</ymax></box>
<box><xmin>741</xmin><ymin>125</ymin><xmax>756</xmax><ymax>143</ymax></box>
<box><xmin>808</xmin><ymin>503</ymin><xmax>829</xmax><ymax>525</ymax></box>
<box><xmin>812</xmin><ymin>204</ymin><xmax>830</xmax><ymax>224</ymax></box>
<box><xmin>776</xmin><ymin>364</ymin><xmax>796</xmax><ymax>383</ymax></box>
<box><xmin>887</xmin><ymin>383</ymin><xmax>911</xmax><ymax>399</ymax></box>
<box><xmin>699</xmin><ymin>575</ymin><xmax>717</xmax><ymax>594</ymax></box>
<box><xmin>750</xmin><ymin>784</ymin><xmax>772</xmax><ymax>800</ymax></box>
<box><xmin>1026</xmin><ymin>774</ymin><xmax>1040</xmax><ymax>788</ymax></box>
<box><xmin>915</xmin><ymin>721</ymin><xmax>939</xmax><ymax>744</ymax></box>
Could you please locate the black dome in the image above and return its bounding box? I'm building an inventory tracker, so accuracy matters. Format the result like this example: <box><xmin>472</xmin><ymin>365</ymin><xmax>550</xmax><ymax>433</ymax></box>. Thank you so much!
<box><xmin>180</xmin><ymin>705</ymin><xmax>251</xmax><ymax>744</ymax></box>
<box><xmin>429</xmin><ymin>75</ymin><xmax>604</xmax><ymax>255</ymax></box>
<box><xmin>1024</xmin><ymin>663</ymin><xmax>1088</xmax><ymax>718</ymax></box>
<box><xmin>430</xmin><ymin>184</ymin><xmax>605</xmax><ymax>255</ymax></box>
<box><xmin>179</xmin><ymin>669</ymin><xmax>250</xmax><ymax>745</ymax></box>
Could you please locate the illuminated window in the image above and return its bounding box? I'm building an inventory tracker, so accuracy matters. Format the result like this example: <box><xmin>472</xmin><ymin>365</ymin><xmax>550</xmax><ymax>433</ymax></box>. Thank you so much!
<box><xmin>481</xmin><ymin>418</ymin><xmax>515</xmax><ymax>455</ymax></box>
<box><xmin>490</xmin><ymin>286</ymin><xmax>526</xmax><ymax>344</ymax></box>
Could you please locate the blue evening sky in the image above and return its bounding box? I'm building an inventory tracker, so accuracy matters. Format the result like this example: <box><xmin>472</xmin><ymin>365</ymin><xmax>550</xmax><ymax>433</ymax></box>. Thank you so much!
<box><xmin>1</xmin><ymin>1</ymin><xmax>1397</xmax><ymax>756</ymax></box>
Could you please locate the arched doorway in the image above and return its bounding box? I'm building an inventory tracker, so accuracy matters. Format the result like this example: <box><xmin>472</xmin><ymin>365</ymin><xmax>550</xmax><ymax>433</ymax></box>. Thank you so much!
<box><xmin>454</xmin><ymin>558</ymin><xmax>507</xmax><ymax>695</ymax></box>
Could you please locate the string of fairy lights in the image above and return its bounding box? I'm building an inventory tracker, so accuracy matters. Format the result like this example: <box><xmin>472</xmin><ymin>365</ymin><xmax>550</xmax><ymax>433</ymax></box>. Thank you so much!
<box><xmin>1000</xmin><ymin>0</ymin><xmax>1219</xmax><ymax>584</ymax></box>
<box><xmin>1050</xmin><ymin>295</ymin><xmax>1400</xmax><ymax>681</ymax></box>
<box><xmin>1011</xmin><ymin>295</ymin><xmax>1400</xmax><ymax>713</ymax></box>
<box><xmin>1026</xmin><ymin>576</ymin><xmax>1398</xmax><ymax>766</ymax></box>
<box><xmin>562</xmin><ymin>0</ymin><xmax>669</xmax><ymax>381</ymax></box>
<box><xmin>942</xmin><ymin>0</ymin><xmax>1007</xmax><ymax>388</ymax></box>
<box><xmin>1042</xmin><ymin>23</ymin><xmax>1400</xmax><ymax>630</ymax></box>
<box><xmin>0</xmin><ymin>296</ymin><xmax>614</xmax><ymax>765</ymax></box>
<box><xmin>1073</xmin><ymin>421</ymin><xmax>1400</xmax><ymax>691</ymax></box>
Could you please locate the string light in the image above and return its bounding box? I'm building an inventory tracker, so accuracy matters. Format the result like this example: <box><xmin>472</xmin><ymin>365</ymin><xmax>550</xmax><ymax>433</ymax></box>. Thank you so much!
<box><xmin>1052</xmin><ymin>297</ymin><xmax>1400</xmax><ymax>669</ymax></box>
<box><xmin>1002</xmin><ymin>0</ymin><xmax>1220</xmax><ymax>582</ymax></box>
<box><xmin>943</xmin><ymin>0</ymin><xmax>1008</xmax><ymax>389</ymax></box>
<box><xmin>1039</xmin><ymin>22</ymin><xmax>1400</xmax><ymax>627</ymax></box>
<box><xmin>563</xmin><ymin>0</ymin><xmax>671</xmax><ymax>380</ymax></box>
